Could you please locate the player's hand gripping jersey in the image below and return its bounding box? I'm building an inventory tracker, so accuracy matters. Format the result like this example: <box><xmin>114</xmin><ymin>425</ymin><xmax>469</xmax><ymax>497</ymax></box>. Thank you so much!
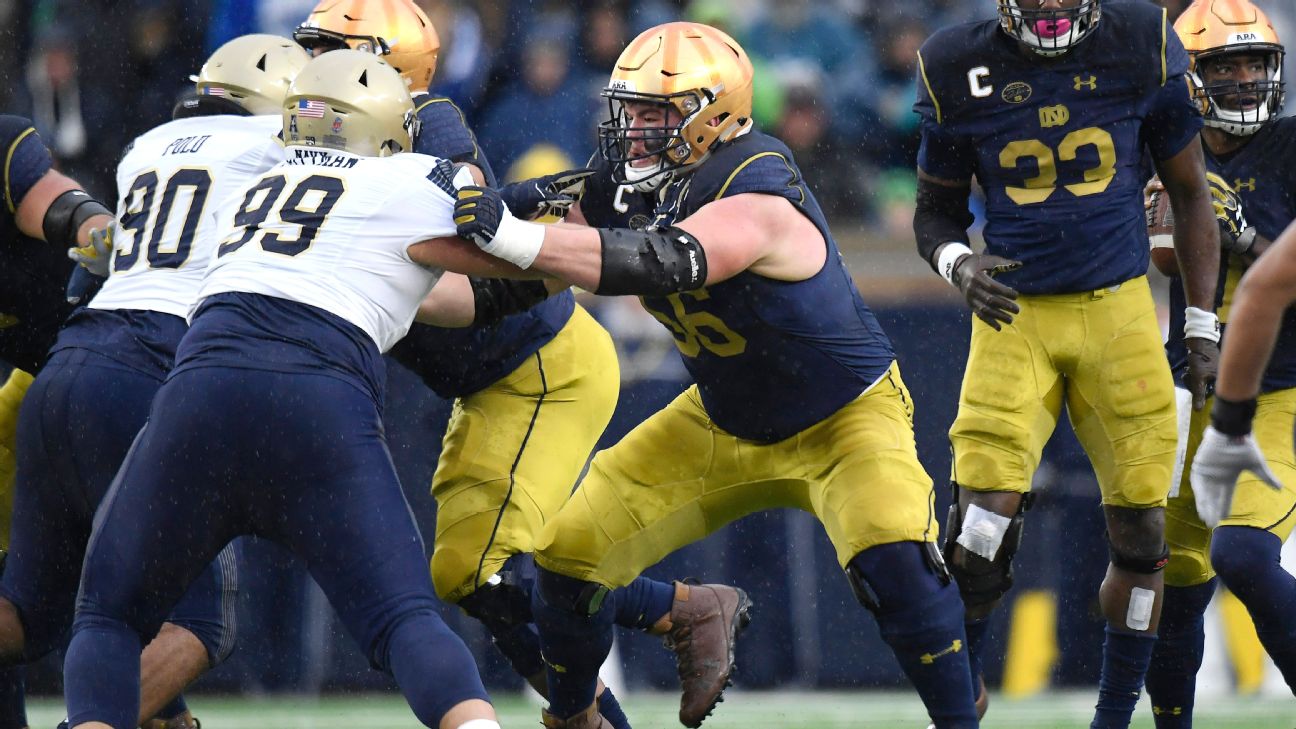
<box><xmin>916</xmin><ymin>1</ymin><xmax>1202</xmax><ymax>294</ymax></box>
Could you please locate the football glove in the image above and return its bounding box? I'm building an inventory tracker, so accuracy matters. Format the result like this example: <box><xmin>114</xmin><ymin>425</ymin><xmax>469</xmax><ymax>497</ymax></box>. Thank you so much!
<box><xmin>1191</xmin><ymin>425</ymin><xmax>1282</xmax><ymax>528</ymax></box>
<box><xmin>1206</xmin><ymin>172</ymin><xmax>1258</xmax><ymax>256</ymax></box>
<box><xmin>68</xmin><ymin>225</ymin><xmax>113</xmax><ymax>277</ymax></box>
<box><xmin>454</xmin><ymin>185</ymin><xmax>544</xmax><ymax>269</ymax></box>
<box><xmin>1184</xmin><ymin>336</ymin><xmax>1219</xmax><ymax>412</ymax></box>
<box><xmin>498</xmin><ymin>168</ymin><xmax>596</xmax><ymax>220</ymax></box>
<box><xmin>952</xmin><ymin>253</ymin><xmax>1023</xmax><ymax>330</ymax></box>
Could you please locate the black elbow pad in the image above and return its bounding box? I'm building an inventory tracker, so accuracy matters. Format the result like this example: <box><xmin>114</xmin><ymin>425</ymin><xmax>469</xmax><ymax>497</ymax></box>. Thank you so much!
<box><xmin>597</xmin><ymin>226</ymin><xmax>707</xmax><ymax>296</ymax></box>
<box><xmin>468</xmin><ymin>277</ymin><xmax>553</xmax><ymax>326</ymax></box>
<box><xmin>43</xmin><ymin>190</ymin><xmax>112</xmax><ymax>248</ymax></box>
<box><xmin>913</xmin><ymin>178</ymin><xmax>974</xmax><ymax>269</ymax></box>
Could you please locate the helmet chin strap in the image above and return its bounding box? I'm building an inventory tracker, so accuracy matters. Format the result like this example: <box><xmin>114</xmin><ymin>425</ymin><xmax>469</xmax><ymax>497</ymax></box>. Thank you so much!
<box><xmin>623</xmin><ymin>157</ymin><xmax>671</xmax><ymax>192</ymax></box>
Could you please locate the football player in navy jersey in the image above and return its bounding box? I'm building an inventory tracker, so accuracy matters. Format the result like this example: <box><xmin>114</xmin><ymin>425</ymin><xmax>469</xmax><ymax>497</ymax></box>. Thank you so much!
<box><xmin>0</xmin><ymin>114</ymin><xmax>113</xmax><ymax>729</ymax></box>
<box><xmin>455</xmin><ymin>21</ymin><xmax>979</xmax><ymax>729</ymax></box>
<box><xmin>1143</xmin><ymin>2</ymin><xmax>1296</xmax><ymax>725</ymax></box>
<box><xmin>293</xmin><ymin>5</ymin><xmax>719</xmax><ymax>728</ymax></box>
<box><xmin>911</xmin><ymin>1</ymin><xmax>1221</xmax><ymax>726</ymax></box>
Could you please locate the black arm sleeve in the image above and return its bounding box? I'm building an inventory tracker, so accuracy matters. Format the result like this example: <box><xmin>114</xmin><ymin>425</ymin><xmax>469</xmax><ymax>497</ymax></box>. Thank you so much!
<box><xmin>43</xmin><ymin>190</ymin><xmax>112</xmax><ymax>248</ymax></box>
<box><xmin>469</xmin><ymin>277</ymin><xmax>554</xmax><ymax>326</ymax></box>
<box><xmin>913</xmin><ymin>176</ymin><xmax>974</xmax><ymax>271</ymax></box>
<box><xmin>597</xmin><ymin>226</ymin><xmax>707</xmax><ymax>296</ymax></box>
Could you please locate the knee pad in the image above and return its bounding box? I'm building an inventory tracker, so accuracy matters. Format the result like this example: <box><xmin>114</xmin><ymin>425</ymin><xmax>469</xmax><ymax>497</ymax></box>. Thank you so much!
<box><xmin>942</xmin><ymin>487</ymin><xmax>1031</xmax><ymax>611</ymax></box>
<box><xmin>535</xmin><ymin>567</ymin><xmax>610</xmax><ymax>618</ymax></box>
<box><xmin>457</xmin><ymin>554</ymin><xmax>535</xmax><ymax>633</ymax></box>
<box><xmin>846</xmin><ymin>541</ymin><xmax>950</xmax><ymax>614</ymax></box>
<box><xmin>1109</xmin><ymin>540</ymin><xmax>1170</xmax><ymax>575</ymax></box>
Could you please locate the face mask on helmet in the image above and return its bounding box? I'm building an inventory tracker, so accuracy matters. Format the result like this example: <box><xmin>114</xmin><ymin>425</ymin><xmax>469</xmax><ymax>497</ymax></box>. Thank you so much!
<box><xmin>294</xmin><ymin>25</ymin><xmax>392</xmax><ymax>57</ymax></box>
<box><xmin>998</xmin><ymin>0</ymin><xmax>1101</xmax><ymax>57</ymax></box>
<box><xmin>599</xmin><ymin>88</ymin><xmax>713</xmax><ymax>193</ymax></box>
<box><xmin>1193</xmin><ymin>48</ymin><xmax>1286</xmax><ymax>136</ymax></box>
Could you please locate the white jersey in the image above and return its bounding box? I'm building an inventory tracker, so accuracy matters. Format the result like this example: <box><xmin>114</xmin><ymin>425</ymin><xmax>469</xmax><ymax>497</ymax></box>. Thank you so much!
<box><xmin>90</xmin><ymin>114</ymin><xmax>284</xmax><ymax>317</ymax></box>
<box><xmin>197</xmin><ymin>147</ymin><xmax>467</xmax><ymax>352</ymax></box>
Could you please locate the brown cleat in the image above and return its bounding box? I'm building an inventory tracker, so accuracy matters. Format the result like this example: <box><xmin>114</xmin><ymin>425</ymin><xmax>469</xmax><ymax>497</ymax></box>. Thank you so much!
<box><xmin>653</xmin><ymin>581</ymin><xmax>753</xmax><ymax>728</ymax></box>
<box><xmin>541</xmin><ymin>701</ymin><xmax>612</xmax><ymax>729</ymax></box>
<box><xmin>142</xmin><ymin>711</ymin><xmax>201</xmax><ymax>729</ymax></box>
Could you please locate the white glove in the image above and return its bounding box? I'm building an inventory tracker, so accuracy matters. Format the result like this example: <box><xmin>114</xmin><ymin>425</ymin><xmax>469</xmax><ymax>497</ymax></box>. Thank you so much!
<box><xmin>68</xmin><ymin>225</ymin><xmax>114</xmax><ymax>277</ymax></box>
<box><xmin>1190</xmin><ymin>425</ymin><xmax>1283</xmax><ymax>528</ymax></box>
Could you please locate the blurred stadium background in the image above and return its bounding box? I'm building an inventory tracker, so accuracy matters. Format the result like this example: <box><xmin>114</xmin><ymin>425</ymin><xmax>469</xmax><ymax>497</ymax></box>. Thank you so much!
<box><xmin>1</xmin><ymin>0</ymin><xmax>1294</xmax><ymax>725</ymax></box>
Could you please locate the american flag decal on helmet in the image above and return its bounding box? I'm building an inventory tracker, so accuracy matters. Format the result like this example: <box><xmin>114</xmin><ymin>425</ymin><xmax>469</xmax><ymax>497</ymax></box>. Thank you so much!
<box><xmin>297</xmin><ymin>99</ymin><xmax>327</xmax><ymax>118</ymax></box>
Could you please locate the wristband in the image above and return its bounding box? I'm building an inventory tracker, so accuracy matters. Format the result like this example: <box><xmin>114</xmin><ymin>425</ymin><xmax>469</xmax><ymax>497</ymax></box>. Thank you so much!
<box><xmin>481</xmin><ymin>215</ymin><xmax>545</xmax><ymax>269</ymax></box>
<box><xmin>1184</xmin><ymin>306</ymin><xmax>1220</xmax><ymax>343</ymax></box>
<box><xmin>936</xmin><ymin>243</ymin><xmax>974</xmax><ymax>287</ymax></box>
<box><xmin>1211</xmin><ymin>395</ymin><xmax>1257</xmax><ymax>437</ymax></box>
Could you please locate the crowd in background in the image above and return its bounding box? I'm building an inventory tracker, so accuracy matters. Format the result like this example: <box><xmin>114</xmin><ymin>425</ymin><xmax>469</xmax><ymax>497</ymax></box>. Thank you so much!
<box><xmin>5</xmin><ymin>0</ymin><xmax>1290</xmax><ymax>234</ymax></box>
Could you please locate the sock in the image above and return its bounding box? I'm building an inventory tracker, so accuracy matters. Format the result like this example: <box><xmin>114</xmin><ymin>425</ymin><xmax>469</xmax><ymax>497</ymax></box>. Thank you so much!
<box><xmin>64</xmin><ymin>619</ymin><xmax>143</xmax><ymax>729</ymax></box>
<box><xmin>384</xmin><ymin>612</ymin><xmax>491</xmax><ymax>727</ymax></box>
<box><xmin>849</xmin><ymin>543</ymin><xmax>978</xmax><ymax>729</ymax></box>
<box><xmin>597</xmin><ymin>685</ymin><xmax>632</xmax><ymax>729</ymax></box>
<box><xmin>0</xmin><ymin>665</ymin><xmax>25</xmax><ymax>729</ymax></box>
<box><xmin>155</xmin><ymin>694</ymin><xmax>189</xmax><ymax>722</ymax></box>
<box><xmin>1212</xmin><ymin>526</ymin><xmax>1296</xmax><ymax>690</ymax></box>
<box><xmin>964</xmin><ymin>616</ymin><xmax>992</xmax><ymax>692</ymax></box>
<box><xmin>1091</xmin><ymin>626</ymin><xmax>1157</xmax><ymax>729</ymax></box>
<box><xmin>1146</xmin><ymin>580</ymin><xmax>1215</xmax><ymax>728</ymax></box>
<box><xmin>612</xmin><ymin>576</ymin><xmax>676</xmax><ymax>631</ymax></box>
<box><xmin>533</xmin><ymin>568</ymin><xmax>616</xmax><ymax>719</ymax></box>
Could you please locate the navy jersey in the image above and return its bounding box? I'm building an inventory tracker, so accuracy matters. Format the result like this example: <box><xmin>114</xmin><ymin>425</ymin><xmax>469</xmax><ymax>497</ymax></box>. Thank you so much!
<box><xmin>579</xmin><ymin>152</ymin><xmax>658</xmax><ymax>231</ymax></box>
<box><xmin>0</xmin><ymin>115</ymin><xmax>78</xmax><ymax>373</ymax></box>
<box><xmin>642</xmin><ymin>132</ymin><xmax>896</xmax><ymax>443</ymax></box>
<box><xmin>915</xmin><ymin>3</ymin><xmax>1202</xmax><ymax>294</ymax></box>
<box><xmin>386</xmin><ymin>94</ymin><xmax>575</xmax><ymax>398</ymax></box>
<box><xmin>1166</xmin><ymin>117</ymin><xmax>1296</xmax><ymax>393</ymax></box>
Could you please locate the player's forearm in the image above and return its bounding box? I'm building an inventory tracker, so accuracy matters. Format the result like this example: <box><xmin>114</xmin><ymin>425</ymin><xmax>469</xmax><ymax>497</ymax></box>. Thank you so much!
<box><xmin>913</xmin><ymin>172</ymin><xmax>974</xmax><ymax>271</ymax></box>
<box><xmin>530</xmin><ymin>224</ymin><xmax>605</xmax><ymax>291</ymax></box>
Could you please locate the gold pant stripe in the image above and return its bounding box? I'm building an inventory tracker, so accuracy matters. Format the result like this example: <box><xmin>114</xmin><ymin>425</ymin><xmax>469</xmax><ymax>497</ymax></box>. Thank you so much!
<box><xmin>429</xmin><ymin>305</ymin><xmax>621</xmax><ymax>602</ymax></box>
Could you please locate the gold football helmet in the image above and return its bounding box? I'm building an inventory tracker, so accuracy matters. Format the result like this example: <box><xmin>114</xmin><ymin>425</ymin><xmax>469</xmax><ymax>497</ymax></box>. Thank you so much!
<box><xmin>283</xmin><ymin>49</ymin><xmax>420</xmax><ymax>157</ymax></box>
<box><xmin>599</xmin><ymin>21</ymin><xmax>753</xmax><ymax>192</ymax></box>
<box><xmin>294</xmin><ymin>0</ymin><xmax>440</xmax><ymax>92</ymax></box>
<box><xmin>1175</xmin><ymin>0</ymin><xmax>1285</xmax><ymax>136</ymax></box>
<box><xmin>196</xmin><ymin>34</ymin><xmax>311</xmax><ymax>116</ymax></box>
<box><xmin>997</xmin><ymin>0</ymin><xmax>1101</xmax><ymax>57</ymax></box>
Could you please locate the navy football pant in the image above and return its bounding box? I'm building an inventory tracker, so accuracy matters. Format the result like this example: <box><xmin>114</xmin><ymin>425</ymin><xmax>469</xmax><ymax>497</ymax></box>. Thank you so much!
<box><xmin>0</xmin><ymin>348</ymin><xmax>235</xmax><ymax>662</ymax></box>
<box><xmin>65</xmin><ymin>367</ymin><xmax>488</xmax><ymax>728</ymax></box>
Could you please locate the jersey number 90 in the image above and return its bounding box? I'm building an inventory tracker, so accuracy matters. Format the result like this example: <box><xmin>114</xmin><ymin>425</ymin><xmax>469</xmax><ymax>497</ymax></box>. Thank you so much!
<box><xmin>114</xmin><ymin>168</ymin><xmax>213</xmax><ymax>272</ymax></box>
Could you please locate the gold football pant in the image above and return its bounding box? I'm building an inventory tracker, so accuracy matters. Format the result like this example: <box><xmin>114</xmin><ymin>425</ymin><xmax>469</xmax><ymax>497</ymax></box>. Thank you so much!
<box><xmin>429</xmin><ymin>305</ymin><xmax>620</xmax><ymax>603</ymax></box>
<box><xmin>949</xmin><ymin>276</ymin><xmax>1177</xmax><ymax>508</ymax></box>
<box><xmin>535</xmin><ymin>362</ymin><xmax>937</xmax><ymax>588</ymax></box>
<box><xmin>0</xmin><ymin>369</ymin><xmax>32</xmax><ymax>550</ymax></box>
<box><xmin>1165</xmin><ymin>388</ymin><xmax>1296</xmax><ymax>587</ymax></box>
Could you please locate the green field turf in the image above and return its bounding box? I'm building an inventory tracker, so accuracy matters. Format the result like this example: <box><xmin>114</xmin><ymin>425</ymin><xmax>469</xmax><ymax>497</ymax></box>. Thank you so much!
<box><xmin>24</xmin><ymin>690</ymin><xmax>1295</xmax><ymax>728</ymax></box>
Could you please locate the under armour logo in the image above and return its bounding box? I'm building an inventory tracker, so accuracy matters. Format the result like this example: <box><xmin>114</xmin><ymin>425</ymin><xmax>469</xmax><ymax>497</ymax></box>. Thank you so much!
<box><xmin>1074</xmin><ymin>74</ymin><xmax>1098</xmax><ymax>91</ymax></box>
<box><xmin>1235</xmin><ymin>177</ymin><xmax>1257</xmax><ymax>192</ymax></box>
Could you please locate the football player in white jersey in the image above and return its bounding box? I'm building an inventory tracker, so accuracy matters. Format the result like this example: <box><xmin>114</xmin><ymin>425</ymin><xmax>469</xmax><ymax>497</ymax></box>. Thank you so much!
<box><xmin>1</xmin><ymin>35</ymin><xmax>309</xmax><ymax>726</ymax></box>
<box><xmin>0</xmin><ymin>35</ymin><xmax>309</xmax><ymax>729</ymax></box>
<box><xmin>60</xmin><ymin>50</ymin><xmax>526</xmax><ymax>729</ymax></box>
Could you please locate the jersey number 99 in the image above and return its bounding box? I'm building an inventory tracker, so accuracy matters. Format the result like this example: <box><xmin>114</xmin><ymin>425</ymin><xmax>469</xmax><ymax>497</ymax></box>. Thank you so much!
<box><xmin>218</xmin><ymin>174</ymin><xmax>346</xmax><ymax>258</ymax></box>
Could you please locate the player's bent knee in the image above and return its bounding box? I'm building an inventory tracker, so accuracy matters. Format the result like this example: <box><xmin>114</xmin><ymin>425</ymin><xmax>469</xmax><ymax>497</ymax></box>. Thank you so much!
<box><xmin>845</xmin><ymin>541</ymin><xmax>950</xmax><ymax>614</ymax></box>
<box><xmin>1107</xmin><ymin>506</ymin><xmax>1169</xmax><ymax>574</ymax></box>
<box><xmin>941</xmin><ymin>487</ymin><xmax>1030</xmax><ymax>613</ymax></box>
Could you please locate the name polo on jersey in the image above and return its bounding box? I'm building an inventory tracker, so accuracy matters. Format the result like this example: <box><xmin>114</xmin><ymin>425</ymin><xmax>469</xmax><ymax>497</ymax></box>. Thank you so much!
<box><xmin>90</xmin><ymin>114</ymin><xmax>286</xmax><ymax>318</ymax></box>
<box><xmin>198</xmin><ymin>147</ymin><xmax>469</xmax><ymax>353</ymax></box>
